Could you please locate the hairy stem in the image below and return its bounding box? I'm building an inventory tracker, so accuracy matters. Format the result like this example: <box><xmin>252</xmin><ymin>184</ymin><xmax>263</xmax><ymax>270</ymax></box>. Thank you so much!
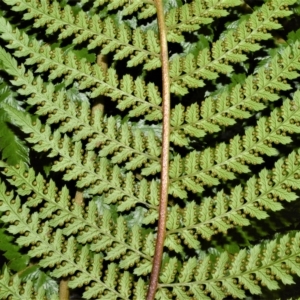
<box><xmin>146</xmin><ymin>1</ymin><xmax>170</xmax><ymax>299</ymax></box>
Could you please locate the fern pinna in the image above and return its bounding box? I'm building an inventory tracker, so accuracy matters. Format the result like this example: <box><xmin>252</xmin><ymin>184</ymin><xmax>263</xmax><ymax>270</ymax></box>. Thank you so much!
<box><xmin>1</xmin><ymin>0</ymin><xmax>300</xmax><ymax>299</ymax></box>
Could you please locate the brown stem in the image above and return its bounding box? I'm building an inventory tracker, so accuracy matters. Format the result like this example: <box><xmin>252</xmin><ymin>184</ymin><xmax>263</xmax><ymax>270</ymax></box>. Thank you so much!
<box><xmin>74</xmin><ymin>190</ymin><xmax>84</xmax><ymax>206</ymax></box>
<box><xmin>146</xmin><ymin>1</ymin><xmax>170</xmax><ymax>299</ymax></box>
<box><xmin>59</xmin><ymin>278</ymin><xmax>70</xmax><ymax>300</ymax></box>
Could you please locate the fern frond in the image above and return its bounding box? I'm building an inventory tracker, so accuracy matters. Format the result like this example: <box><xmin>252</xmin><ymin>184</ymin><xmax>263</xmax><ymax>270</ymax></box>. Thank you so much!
<box><xmin>3</xmin><ymin>105</ymin><xmax>161</xmax><ymax>212</ymax></box>
<box><xmin>0</xmin><ymin>48</ymin><xmax>162</xmax><ymax>175</ymax></box>
<box><xmin>0</xmin><ymin>181</ymin><xmax>150</xmax><ymax>299</ymax></box>
<box><xmin>170</xmin><ymin>91</ymin><xmax>300</xmax><ymax>199</ymax></box>
<box><xmin>169</xmin><ymin>0</ymin><xmax>296</xmax><ymax>95</ymax></box>
<box><xmin>0</xmin><ymin>267</ymin><xmax>41</xmax><ymax>300</ymax></box>
<box><xmin>166</xmin><ymin>0</ymin><xmax>242</xmax><ymax>43</ymax></box>
<box><xmin>159</xmin><ymin>232</ymin><xmax>300</xmax><ymax>299</ymax></box>
<box><xmin>0</xmin><ymin>79</ymin><xmax>29</xmax><ymax>165</ymax></box>
<box><xmin>1</xmin><ymin>1</ymin><xmax>161</xmax><ymax>70</ymax></box>
<box><xmin>0</xmin><ymin>23</ymin><xmax>162</xmax><ymax>119</ymax></box>
<box><xmin>171</xmin><ymin>41</ymin><xmax>300</xmax><ymax>146</ymax></box>
<box><xmin>0</xmin><ymin>162</ymin><xmax>153</xmax><ymax>273</ymax></box>
<box><xmin>2</xmin><ymin>108</ymin><xmax>160</xmax><ymax>212</ymax></box>
<box><xmin>87</xmin><ymin>0</ymin><xmax>155</xmax><ymax>20</ymax></box>
<box><xmin>1</xmin><ymin>0</ymin><xmax>300</xmax><ymax>298</ymax></box>
<box><xmin>9</xmin><ymin>77</ymin><xmax>292</xmax><ymax>207</ymax></box>
<box><xmin>167</xmin><ymin>150</ymin><xmax>300</xmax><ymax>249</ymax></box>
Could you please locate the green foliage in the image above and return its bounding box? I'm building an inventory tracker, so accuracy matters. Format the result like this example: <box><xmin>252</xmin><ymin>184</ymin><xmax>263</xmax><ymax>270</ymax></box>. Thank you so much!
<box><xmin>0</xmin><ymin>0</ymin><xmax>300</xmax><ymax>299</ymax></box>
<box><xmin>0</xmin><ymin>78</ymin><xmax>29</xmax><ymax>165</ymax></box>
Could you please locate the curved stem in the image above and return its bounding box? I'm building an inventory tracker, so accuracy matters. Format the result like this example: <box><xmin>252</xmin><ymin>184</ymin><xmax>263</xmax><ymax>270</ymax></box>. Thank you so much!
<box><xmin>146</xmin><ymin>1</ymin><xmax>170</xmax><ymax>299</ymax></box>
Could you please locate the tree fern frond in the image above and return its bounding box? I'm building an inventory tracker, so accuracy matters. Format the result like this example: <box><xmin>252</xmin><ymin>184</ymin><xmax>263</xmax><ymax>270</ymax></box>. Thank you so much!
<box><xmin>1</xmin><ymin>0</ymin><xmax>300</xmax><ymax>298</ymax></box>
<box><xmin>0</xmin><ymin>49</ymin><xmax>162</xmax><ymax>174</ymax></box>
<box><xmin>0</xmin><ymin>43</ymin><xmax>161</xmax><ymax>126</ymax></box>
<box><xmin>170</xmin><ymin>0</ymin><xmax>296</xmax><ymax>95</ymax></box>
<box><xmin>0</xmin><ymin>162</ymin><xmax>152</xmax><ymax>272</ymax></box>
<box><xmin>171</xmin><ymin>41</ymin><xmax>300</xmax><ymax>146</ymax></box>
<box><xmin>170</xmin><ymin>91</ymin><xmax>300</xmax><ymax>198</ymax></box>
<box><xmin>0</xmin><ymin>267</ymin><xmax>44</xmax><ymax>300</ymax></box>
<box><xmin>0</xmin><ymin>180</ymin><xmax>149</xmax><ymax>299</ymax></box>
<box><xmin>166</xmin><ymin>0</ymin><xmax>242</xmax><ymax>43</ymax></box>
<box><xmin>159</xmin><ymin>232</ymin><xmax>300</xmax><ymax>299</ymax></box>
<box><xmin>2</xmin><ymin>105</ymin><xmax>160</xmax><ymax>211</ymax></box>
<box><xmin>0</xmin><ymin>1</ymin><xmax>161</xmax><ymax>70</ymax></box>
<box><xmin>10</xmin><ymin>82</ymin><xmax>300</xmax><ymax>219</ymax></box>
<box><xmin>0</xmin><ymin>27</ymin><xmax>163</xmax><ymax>119</ymax></box>
<box><xmin>167</xmin><ymin>150</ymin><xmax>300</xmax><ymax>248</ymax></box>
